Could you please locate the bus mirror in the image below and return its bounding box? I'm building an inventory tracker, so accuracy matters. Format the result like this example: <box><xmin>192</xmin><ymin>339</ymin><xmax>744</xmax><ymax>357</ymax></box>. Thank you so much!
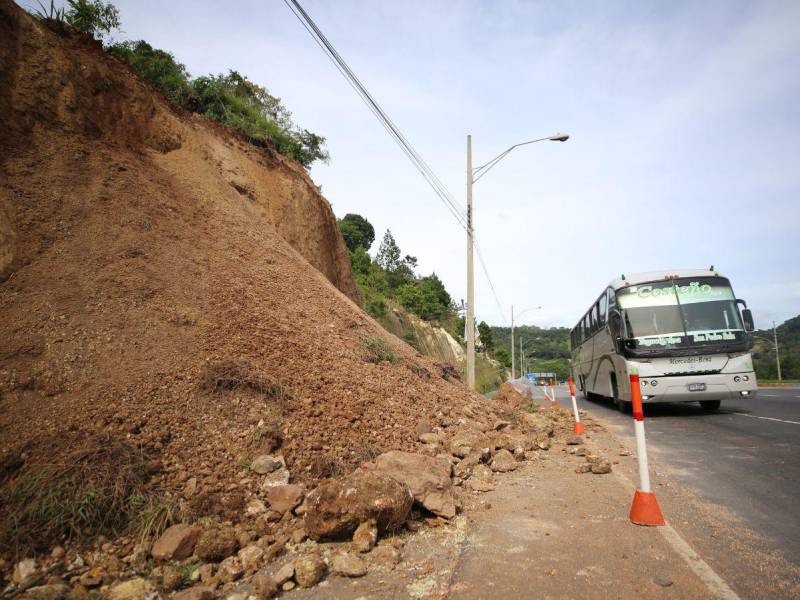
<box><xmin>742</xmin><ymin>308</ymin><xmax>754</xmax><ymax>332</ymax></box>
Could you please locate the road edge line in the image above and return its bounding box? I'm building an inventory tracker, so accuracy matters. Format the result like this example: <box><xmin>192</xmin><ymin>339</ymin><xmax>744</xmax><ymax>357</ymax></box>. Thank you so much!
<box><xmin>578</xmin><ymin>403</ymin><xmax>743</xmax><ymax>600</ymax></box>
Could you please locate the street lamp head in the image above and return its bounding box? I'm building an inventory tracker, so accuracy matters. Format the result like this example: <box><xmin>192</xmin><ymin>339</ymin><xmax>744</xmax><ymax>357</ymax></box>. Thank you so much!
<box><xmin>549</xmin><ymin>133</ymin><xmax>569</xmax><ymax>142</ymax></box>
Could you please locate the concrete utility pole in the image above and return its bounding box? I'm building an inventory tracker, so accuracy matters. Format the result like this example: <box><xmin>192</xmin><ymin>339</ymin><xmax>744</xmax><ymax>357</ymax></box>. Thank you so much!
<box><xmin>466</xmin><ymin>135</ymin><xmax>475</xmax><ymax>389</ymax></box>
<box><xmin>511</xmin><ymin>305</ymin><xmax>516</xmax><ymax>380</ymax></box>
<box><xmin>465</xmin><ymin>132</ymin><xmax>568</xmax><ymax>391</ymax></box>
<box><xmin>774</xmin><ymin>321</ymin><xmax>782</xmax><ymax>381</ymax></box>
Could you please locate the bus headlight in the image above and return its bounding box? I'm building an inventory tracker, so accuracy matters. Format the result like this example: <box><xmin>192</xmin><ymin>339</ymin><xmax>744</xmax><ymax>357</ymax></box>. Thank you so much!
<box><xmin>642</xmin><ymin>395</ymin><xmax>650</xmax><ymax>400</ymax></box>
<box><xmin>743</xmin><ymin>375</ymin><xmax>749</xmax><ymax>382</ymax></box>
<box><xmin>642</xmin><ymin>380</ymin><xmax>648</xmax><ymax>386</ymax></box>
<box><xmin>651</xmin><ymin>380</ymin><xmax>658</xmax><ymax>386</ymax></box>
<box><xmin>740</xmin><ymin>390</ymin><xmax>750</xmax><ymax>396</ymax></box>
<box><xmin>734</xmin><ymin>376</ymin><xmax>741</xmax><ymax>382</ymax></box>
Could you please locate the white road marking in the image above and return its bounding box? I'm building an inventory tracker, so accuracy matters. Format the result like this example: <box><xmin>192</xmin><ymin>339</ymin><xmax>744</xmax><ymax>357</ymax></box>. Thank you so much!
<box><xmin>612</xmin><ymin>471</ymin><xmax>741</xmax><ymax>600</ymax></box>
<box><xmin>733</xmin><ymin>413</ymin><xmax>800</xmax><ymax>426</ymax></box>
<box><xmin>759</xmin><ymin>393</ymin><xmax>779</xmax><ymax>397</ymax></box>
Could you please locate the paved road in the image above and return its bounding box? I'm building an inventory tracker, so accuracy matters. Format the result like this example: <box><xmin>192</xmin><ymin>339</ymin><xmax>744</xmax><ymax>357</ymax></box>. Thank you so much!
<box><xmin>543</xmin><ymin>383</ymin><xmax>800</xmax><ymax>567</ymax></box>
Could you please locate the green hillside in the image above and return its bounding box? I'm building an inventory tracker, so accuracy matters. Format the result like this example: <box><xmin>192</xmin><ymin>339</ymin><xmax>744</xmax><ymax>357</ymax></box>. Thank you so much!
<box><xmin>751</xmin><ymin>314</ymin><xmax>800</xmax><ymax>380</ymax></box>
<box><xmin>490</xmin><ymin>325</ymin><xmax>571</xmax><ymax>379</ymax></box>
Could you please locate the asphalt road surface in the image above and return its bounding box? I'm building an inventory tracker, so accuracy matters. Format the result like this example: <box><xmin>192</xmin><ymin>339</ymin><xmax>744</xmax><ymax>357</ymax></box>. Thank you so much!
<box><xmin>546</xmin><ymin>383</ymin><xmax>800</xmax><ymax>568</ymax></box>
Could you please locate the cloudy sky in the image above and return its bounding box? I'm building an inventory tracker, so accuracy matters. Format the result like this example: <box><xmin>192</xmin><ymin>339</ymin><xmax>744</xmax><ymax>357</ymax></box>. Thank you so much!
<box><xmin>54</xmin><ymin>0</ymin><xmax>800</xmax><ymax>328</ymax></box>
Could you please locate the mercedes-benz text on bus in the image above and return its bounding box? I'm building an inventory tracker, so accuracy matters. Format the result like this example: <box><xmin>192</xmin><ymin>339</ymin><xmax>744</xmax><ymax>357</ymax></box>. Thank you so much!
<box><xmin>570</xmin><ymin>269</ymin><xmax>757</xmax><ymax>412</ymax></box>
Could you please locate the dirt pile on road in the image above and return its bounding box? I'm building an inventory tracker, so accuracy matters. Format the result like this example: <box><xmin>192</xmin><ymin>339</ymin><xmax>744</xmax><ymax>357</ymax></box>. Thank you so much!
<box><xmin>0</xmin><ymin>0</ymin><xmax>494</xmax><ymax>558</ymax></box>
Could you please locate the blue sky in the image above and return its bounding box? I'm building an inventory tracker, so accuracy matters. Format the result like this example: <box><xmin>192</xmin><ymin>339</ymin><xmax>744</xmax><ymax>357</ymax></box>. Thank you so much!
<box><xmin>41</xmin><ymin>0</ymin><xmax>800</xmax><ymax>328</ymax></box>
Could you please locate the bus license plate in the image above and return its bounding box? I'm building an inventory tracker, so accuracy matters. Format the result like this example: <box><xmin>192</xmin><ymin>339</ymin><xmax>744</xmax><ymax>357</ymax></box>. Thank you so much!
<box><xmin>688</xmin><ymin>383</ymin><xmax>706</xmax><ymax>392</ymax></box>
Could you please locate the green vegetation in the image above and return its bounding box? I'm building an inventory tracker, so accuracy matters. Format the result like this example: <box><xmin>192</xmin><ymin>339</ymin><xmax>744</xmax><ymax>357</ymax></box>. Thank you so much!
<box><xmin>342</xmin><ymin>219</ymin><xmax>463</xmax><ymax>340</ymax></box>
<box><xmin>29</xmin><ymin>2</ymin><xmax>328</xmax><ymax>168</ymax></box>
<box><xmin>361</xmin><ymin>333</ymin><xmax>399</xmax><ymax>364</ymax></box>
<box><xmin>33</xmin><ymin>0</ymin><xmax>119</xmax><ymax>39</ymax></box>
<box><xmin>474</xmin><ymin>354</ymin><xmax>505</xmax><ymax>393</ymax></box>
<box><xmin>491</xmin><ymin>325</ymin><xmax>572</xmax><ymax>379</ymax></box>
<box><xmin>338</xmin><ymin>214</ymin><xmax>375</xmax><ymax>253</ymax></box>
<box><xmin>751</xmin><ymin>314</ymin><xmax>800</xmax><ymax>380</ymax></box>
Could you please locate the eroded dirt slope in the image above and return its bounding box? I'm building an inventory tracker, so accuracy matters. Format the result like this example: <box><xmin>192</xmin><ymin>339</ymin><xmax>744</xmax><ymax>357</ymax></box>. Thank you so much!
<box><xmin>0</xmin><ymin>0</ymin><xmax>484</xmax><ymax>526</ymax></box>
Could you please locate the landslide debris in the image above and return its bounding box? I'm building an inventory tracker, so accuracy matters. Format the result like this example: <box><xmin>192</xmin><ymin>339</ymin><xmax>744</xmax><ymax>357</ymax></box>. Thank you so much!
<box><xmin>0</xmin><ymin>0</ymin><xmax>493</xmax><ymax>565</ymax></box>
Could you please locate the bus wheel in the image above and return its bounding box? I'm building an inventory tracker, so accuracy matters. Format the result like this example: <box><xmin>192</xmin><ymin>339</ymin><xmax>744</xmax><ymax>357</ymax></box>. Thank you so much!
<box><xmin>700</xmin><ymin>400</ymin><xmax>721</xmax><ymax>411</ymax></box>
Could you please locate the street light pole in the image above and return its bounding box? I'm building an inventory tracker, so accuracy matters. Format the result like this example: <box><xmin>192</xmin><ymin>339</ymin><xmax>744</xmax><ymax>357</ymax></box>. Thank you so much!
<box><xmin>511</xmin><ymin>305</ymin><xmax>515</xmax><ymax>380</ymax></box>
<box><xmin>774</xmin><ymin>321</ymin><xmax>782</xmax><ymax>382</ymax></box>
<box><xmin>466</xmin><ymin>135</ymin><xmax>475</xmax><ymax>389</ymax></box>
<box><xmin>465</xmin><ymin>132</ymin><xmax>568</xmax><ymax>391</ymax></box>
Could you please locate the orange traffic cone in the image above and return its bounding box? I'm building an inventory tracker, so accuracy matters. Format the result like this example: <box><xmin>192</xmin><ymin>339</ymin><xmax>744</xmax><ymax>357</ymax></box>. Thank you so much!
<box><xmin>629</xmin><ymin>490</ymin><xmax>665</xmax><ymax>526</ymax></box>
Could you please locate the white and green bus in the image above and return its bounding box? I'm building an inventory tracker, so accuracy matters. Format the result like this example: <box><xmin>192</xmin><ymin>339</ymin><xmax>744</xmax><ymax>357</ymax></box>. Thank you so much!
<box><xmin>570</xmin><ymin>269</ymin><xmax>757</xmax><ymax>412</ymax></box>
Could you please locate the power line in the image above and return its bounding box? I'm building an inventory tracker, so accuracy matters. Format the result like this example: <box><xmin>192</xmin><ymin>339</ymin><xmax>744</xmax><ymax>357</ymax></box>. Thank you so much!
<box><xmin>283</xmin><ymin>0</ymin><xmax>507</xmax><ymax>325</ymax></box>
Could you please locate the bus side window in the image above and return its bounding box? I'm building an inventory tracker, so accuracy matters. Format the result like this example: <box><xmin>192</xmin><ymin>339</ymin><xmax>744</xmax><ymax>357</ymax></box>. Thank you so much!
<box><xmin>598</xmin><ymin>294</ymin><xmax>607</xmax><ymax>327</ymax></box>
<box><xmin>591</xmin><ymin>304</ymin><xmax>599</xmax><ymax>332</ymax></box>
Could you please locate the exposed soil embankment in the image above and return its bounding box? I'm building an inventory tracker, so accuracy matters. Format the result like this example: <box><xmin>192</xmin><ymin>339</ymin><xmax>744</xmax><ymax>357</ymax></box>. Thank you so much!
<box><xmin>0</xmin><ymin>0</ymin><xmax>490</xmax><ymax>556</ymax></box>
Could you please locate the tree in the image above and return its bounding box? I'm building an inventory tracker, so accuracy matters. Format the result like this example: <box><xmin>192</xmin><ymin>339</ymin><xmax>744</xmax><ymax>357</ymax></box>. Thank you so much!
<box><xmin>338</xmin><ymin>214</ymin><xmax>375</xmax><ymax>253</ymax></box>
<box><xmin>65</xmin><ymin>0</ymin><xmax>120</xmax><ymax>39</ymax></box>
<box><xmin>376</xmin><ymin>230</ymin><xmax>402</xmax><ymax>272</ymax></box>
<box><xmin>348</xmin><ymin>246</ymin><xmax>371</xmax><ymax>276</ymax></box>
<box><xmin>477</xmin><ymin>321</ymin><xmax>494</xmax><ymax>351</ymax></box>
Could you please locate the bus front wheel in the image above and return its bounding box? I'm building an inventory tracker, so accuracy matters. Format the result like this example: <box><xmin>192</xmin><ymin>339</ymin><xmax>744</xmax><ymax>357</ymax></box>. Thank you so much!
<box><xmin>700</xmin><ymin>400</ymin><xmax>721</xmax><ymax>411</ymax></box>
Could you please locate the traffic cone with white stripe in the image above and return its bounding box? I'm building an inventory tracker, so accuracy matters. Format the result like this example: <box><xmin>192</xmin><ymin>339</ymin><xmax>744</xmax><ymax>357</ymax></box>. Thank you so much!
<box><xmin>628</xmin><ymin>372</ymin><xmax>665</xmax><ymax>526</ymax></box>
<box><xmin>567</xmin><ymin>377</ymin><xmax>585</xmax><ymax>434</ymax></box>
<box><xmin>549</xmin><ymin>378</ymin><xmax>557</xmax><ymax>407</ymax></box>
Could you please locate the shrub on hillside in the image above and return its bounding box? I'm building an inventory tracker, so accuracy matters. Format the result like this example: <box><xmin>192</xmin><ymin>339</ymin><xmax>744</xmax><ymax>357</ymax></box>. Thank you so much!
<box><xmin>108</xmin><ymin>40</ymin><xmax>195</xmax><ymax>106</ymax></box>
<box><xmin>192</xmin><ymin>71</ymin><xmax>329</xmax><ymax>167</ymax></box>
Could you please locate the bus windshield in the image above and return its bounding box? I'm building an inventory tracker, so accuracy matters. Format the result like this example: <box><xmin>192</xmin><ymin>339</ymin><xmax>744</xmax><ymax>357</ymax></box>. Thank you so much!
<box><xmin>616</xmin><ymin>277</ymin><xmax>745</xmax><ymax>352</ymax></box>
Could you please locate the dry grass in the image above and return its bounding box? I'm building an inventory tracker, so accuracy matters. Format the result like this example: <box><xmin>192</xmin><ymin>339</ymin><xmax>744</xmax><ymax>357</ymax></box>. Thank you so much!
<box><xmin>0</xmin><ymin>434</ymin><xmax>155</xmax><ymax>556</ymax></box>
<box><xmin>202</xmin><ymin>359</ymin><xmax>290</xmax><ymax>399</ymax></box>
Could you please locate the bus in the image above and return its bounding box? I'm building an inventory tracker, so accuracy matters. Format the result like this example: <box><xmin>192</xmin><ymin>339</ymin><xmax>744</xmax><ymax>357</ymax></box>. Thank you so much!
<box><xmin>570</xmin><ymin>269</ymin><xmax>757</xmax><ymax>412</ymax></box>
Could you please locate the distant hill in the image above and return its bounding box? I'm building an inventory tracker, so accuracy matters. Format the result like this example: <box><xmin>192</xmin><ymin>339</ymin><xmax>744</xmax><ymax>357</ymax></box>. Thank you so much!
<box><xmin>751</xmin><ymin>314</ymin><xmax>800</xmax><ymax>380</ymax></box>
<box><xmin>491</xmin><ymin>325</ymin><xmax>571</xmax><ymax>379</ymax></box>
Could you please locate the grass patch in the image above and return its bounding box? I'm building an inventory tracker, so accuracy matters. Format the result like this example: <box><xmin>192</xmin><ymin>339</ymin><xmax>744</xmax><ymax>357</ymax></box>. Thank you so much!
<box><xmin>128</xmin><ymin>493</ymin><xmax>181</xmax><ymax>543</ymax></box>
<box><xmin>175</xmin><ymin>560</ymin><xmax>203</xmax><ymax>587</ymax></box>
<box><xmin>525</xmin><ymin>403</ymin><xmax>540</xmax><ymax>413</ymax></box>
<box><xmin>202</xmin><ymin>359</ymin><xmax>290</xmax><ymax>399</ymax></box>
<box><xmin>0</xmin><ymin>434</ymin><xmax>157</xmax><ymax>556</ymax></box>
<box><xmin>361</xmin><ymin>334</ymin><xmax>399</xmax><ymax>364</ymax></box>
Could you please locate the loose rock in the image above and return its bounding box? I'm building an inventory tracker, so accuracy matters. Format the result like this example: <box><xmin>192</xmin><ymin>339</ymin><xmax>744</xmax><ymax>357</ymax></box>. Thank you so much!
<box><xmin>331</xmin><ymin>552</ymin><xmax>367</xmax><ymax>577</ymax></box>
<box><xmin>151</xmin><ymin>524</ymin><xmax>201</xmax><ymax>561</ymax></box>
<box><xmin>252</xmin><ymin>571</ymin><xmax>279</xmax><ymax>599</ymax></box>
<box><xmin>108</xmin><ymin>578</ymin><xmax>154</xmax><ymax>600</ymax></box>
<box><xmin>490</xmin><ymin>449</ymin><xmax>517</xmax><ymax>472</ymax></box>
<box><xmin>172</xmin><ymin>586</ymin><xmax>215</xmax><ymax>600</ymax></box>
<box><xmin>272</xmin><ymin>561</ymin><xmax>295</xmax><ymax>586</ymax></box>
<box><xmin>266</xmin><ymin>484</ymin><xmax>305</xmax><ymax>514</ymax></box>
<box><xmin>304</xmin><ymin>471</ymin><xmax>413</xmax><ymax>540</ymax></box>
<box><xmin>591</xmin><ymin>459</ymin><xmax>612</xmax><ymax>474</ymax></box>
<box><xmin>294</xmin><ymin>553</ymin><xmax>326</xmax><ymax>588</ymax></box>
<box><xmin>352</xmin><ymin>518</ymin><xmax>378</xmax><ymax>553</ymax></box>
<box><xmin>251</xmin><ymin>455</ymin><xmax>282</xmax><ymax>475</ymax></box>
<box><xmin>196</xmin><ymin>527</ymin><xmax>238</xmax><ymax>562</ymax></box>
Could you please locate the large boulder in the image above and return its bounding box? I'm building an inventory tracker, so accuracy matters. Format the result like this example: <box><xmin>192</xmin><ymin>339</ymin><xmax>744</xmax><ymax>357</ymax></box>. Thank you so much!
<box><xmin>365</xmin><ymin>451</ymin><xmax>456</xmax><ymax>519</ymax></box>
<box><xmin>304</xmin><ymin>472</ymin><xmax>413</xmax><ymax>540</ymax></box>
<box><xmin>151</xmin><ymin>524</ymin><xmax>201</xmax><ymax>561</ymax></box>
